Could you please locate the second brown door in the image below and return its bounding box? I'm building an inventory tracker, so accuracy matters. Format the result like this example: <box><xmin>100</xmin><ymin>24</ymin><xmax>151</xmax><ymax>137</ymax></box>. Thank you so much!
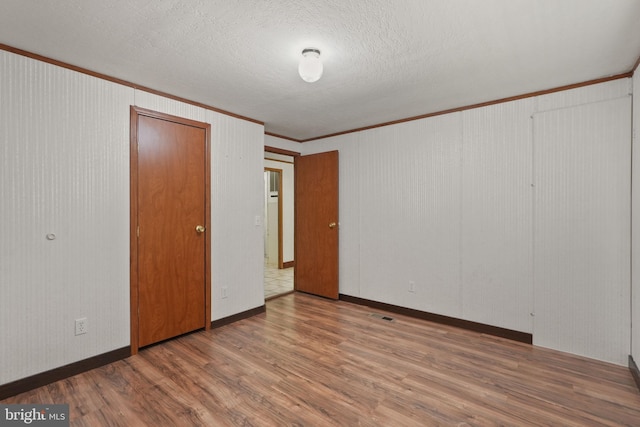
<box><xmin>295</xmin><ymin>151</ymin><xmax>339</xmax><ymax>299</ymax></box>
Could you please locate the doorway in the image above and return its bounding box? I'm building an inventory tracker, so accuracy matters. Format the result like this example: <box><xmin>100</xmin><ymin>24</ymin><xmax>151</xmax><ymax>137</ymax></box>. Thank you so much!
<box><xmin>130</xmin><ymin>107</ymin><xmax>211</xmax><ymax>354</ymax></box>
<box><xmin>264</xmin><ymin>152</ymin><xmax>295</xmax><ymax>299</ymax></box>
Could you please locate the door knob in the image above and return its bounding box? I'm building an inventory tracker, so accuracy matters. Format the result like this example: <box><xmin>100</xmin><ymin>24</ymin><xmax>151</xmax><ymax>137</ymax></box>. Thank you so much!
<box><xmin>195</xmin><ymin>225</ymin><xmax>206</xmax><ymax>233</ymax></box>
<box><xmin>328</xmin><ymin>222</ymin><xmax>337</xmax><ymax>229</ymax></box>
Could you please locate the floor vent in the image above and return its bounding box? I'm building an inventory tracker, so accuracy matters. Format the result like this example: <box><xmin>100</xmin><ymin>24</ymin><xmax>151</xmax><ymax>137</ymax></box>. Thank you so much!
<box><xmin>370</xmin><ymin>313</ymin><xmax>394</xmax><ymax>322</ymax></box>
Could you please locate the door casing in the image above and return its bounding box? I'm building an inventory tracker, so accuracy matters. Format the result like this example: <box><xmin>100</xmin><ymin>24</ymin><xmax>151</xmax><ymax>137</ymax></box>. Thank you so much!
<box><xmin>130</xmin><ymin>106</ymin><xmax>211</xmax><ymax>354</ymax></box>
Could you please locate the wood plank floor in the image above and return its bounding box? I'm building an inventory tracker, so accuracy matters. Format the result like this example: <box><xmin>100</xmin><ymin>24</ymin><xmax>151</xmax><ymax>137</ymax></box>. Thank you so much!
<box><xmin>3</xmin><ymin>293</ymin><xmax>640</xmax><ymax>426</ymax></box>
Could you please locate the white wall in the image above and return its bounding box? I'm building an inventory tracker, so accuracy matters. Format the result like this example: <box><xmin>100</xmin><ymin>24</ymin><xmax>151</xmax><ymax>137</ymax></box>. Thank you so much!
<box><xmin>0</xmin><ymin>50</ymin><xmax>265</xmax><ymax>386</ymax></box>
<box><xmin>0</xmin><ymin>52</ymin><xmax>132</xmax><ymax>386</ymax></box>
<box><xmin>532</xmin><ymin>97</ymin><xmax>631</xmax><ymax>365</ymax></box>
<box><xmin>265</xmin><ymin>134</ymin><xmax>302</xmax><ymax>153</ymax></box>
<box><xmin>461</xmin><ymin>101</ymin><xmax>535</xmax><ymax>332</ymax></box>
<box><xmin>301</xmin><ymin>79</ymin><xmax>632</xmax><ymax>365</ymax></box>
<box><xmin>633</xmin><ymin>71</ymin><xmax>640</xmax><ymax>364</ymax></box>
<box><xmin>207</xmin><ymin>112</ymin><xmax>264</xmax><ymax>320</ymax></box>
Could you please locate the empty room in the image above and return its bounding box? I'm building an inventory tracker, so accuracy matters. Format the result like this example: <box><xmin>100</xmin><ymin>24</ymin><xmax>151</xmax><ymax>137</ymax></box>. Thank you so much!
<box><xmin>2</xmin><ymin>1</ymin><xmax>640</xmax><ymax>425</ymax></box>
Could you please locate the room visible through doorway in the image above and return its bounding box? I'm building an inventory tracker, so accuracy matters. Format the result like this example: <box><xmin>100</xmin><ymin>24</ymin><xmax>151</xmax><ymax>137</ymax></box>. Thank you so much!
<box><xmin>264</xmin><ymin>153</ymin><xmax>295</xmax><ymax>299</ymax></box>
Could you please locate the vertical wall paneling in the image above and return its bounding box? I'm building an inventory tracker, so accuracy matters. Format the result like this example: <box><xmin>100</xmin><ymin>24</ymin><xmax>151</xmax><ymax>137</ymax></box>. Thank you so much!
<box><xmin>536</xmin><ymin>78</ymin><xmax>631</xmax><ymax>112</ymax></box>
<box><xmin>264</xmin><ymin>134</ymin><xmax>303</xmax><ymax>153</ymax></box>
<box><xmin>460</xmin><ymin>100</ymin><xmax>534</xmax><ymax>332</ymax></box>
<box><xmin>208</xmin><ymin>111</ymin><xmax>265</xmax><ymax>320</ymax></box>
<box><xmin>356</xmin><ymin>116</ymin><xmax>464</xmax><ymax>313</ymax></box>
<box><xmin>0</xmin><ymin>51</ymin><xmax>133</xmax><ymax>385</ymax></box>
<box><xmin>343</xmin><ymin>134</ymin><xmax>361</xmax><ymax>298</ymax></box>
<box><xmin>133</xmin><ymin>90</ymin><xmax>207</xmax><ymax>123</ymax></box>
<box><xmin>632</xmin><ymin>71</ymin><xmax>640</xmax><ymax>362</ymax></box>
<box><xmin>533</xmin><ymin>97</ymin><xmax>631</xmax><ymax>365</ymax></box>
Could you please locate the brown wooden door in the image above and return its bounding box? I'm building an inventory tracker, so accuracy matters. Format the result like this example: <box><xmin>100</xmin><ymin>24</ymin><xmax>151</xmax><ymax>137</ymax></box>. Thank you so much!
<box><xmin>295</xmin><ymin>151</ymin><xmax>339</xmax><ymax>299</ymax></box>
<box><xmin>133</xmin><ymin>110</ymin><xmax>209</xmax><ymax>348</ymax></box>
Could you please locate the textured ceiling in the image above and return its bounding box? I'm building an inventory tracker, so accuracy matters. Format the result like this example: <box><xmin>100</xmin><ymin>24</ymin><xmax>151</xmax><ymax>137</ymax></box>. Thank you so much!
<box><xmin>1</xmin><ymin>0</ymin><xmax>640</xmax><ymax>141</ymax></box>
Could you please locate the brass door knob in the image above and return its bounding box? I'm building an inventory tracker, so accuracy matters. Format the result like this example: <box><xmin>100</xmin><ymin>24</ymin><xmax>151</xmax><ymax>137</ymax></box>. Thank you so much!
<box><xmin>195</xmin><ymin>225</ymin><xmax>206</xmax><ymax>233</ymax></box>
<box><xmin>328</xmin><ymin>222</ymin><xmax>337</xmax><ymax>229</ymax></box>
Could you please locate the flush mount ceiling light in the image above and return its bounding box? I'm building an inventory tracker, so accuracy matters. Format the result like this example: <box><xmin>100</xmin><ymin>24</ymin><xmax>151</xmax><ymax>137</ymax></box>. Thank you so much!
<box><xmin>298</xmin><ymin>48</ymin><xmax>323</xmax><ymax>83</ymax></box>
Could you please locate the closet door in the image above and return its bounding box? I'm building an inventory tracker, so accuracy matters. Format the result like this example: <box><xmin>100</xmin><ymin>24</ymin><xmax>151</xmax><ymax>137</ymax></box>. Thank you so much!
<box><xmin>532</xmin><ymin>97</ymin><xmax>631</xmax><ymax>365</ymax></box>
<box><xmin>132</xmin><ymin>108</ymin><xmax>210</xmax><ymax>350</ymax></box>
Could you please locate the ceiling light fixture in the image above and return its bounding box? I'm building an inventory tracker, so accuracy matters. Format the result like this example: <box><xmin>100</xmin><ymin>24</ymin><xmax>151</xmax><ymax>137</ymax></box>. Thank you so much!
<box><xmin>298</xmin><ymin>48</ymin><xmax>323</xmax><ymax>83</ymax></box>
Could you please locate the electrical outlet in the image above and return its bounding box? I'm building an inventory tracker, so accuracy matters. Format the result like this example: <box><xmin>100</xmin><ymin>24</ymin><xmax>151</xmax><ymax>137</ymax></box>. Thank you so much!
<box><xmin>221</xmin><ymin>287</ymin><xmax>228</xmax><ymax>299</ymax></box>
<box><xmin>408</xmin><ymin>281</ymin><xmax>416</xmax><ymax>293</ymax></box>
<box><xmin>75</xmin><ymin>318</ymin><xmax>88</xmax><ymax>335</ymax></box>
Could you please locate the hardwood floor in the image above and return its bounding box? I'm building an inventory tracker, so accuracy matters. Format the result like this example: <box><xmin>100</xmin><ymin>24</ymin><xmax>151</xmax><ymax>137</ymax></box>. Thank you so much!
<box><xmin>3</xmin><ymin>293</ymin><xmax>640</xmax><ymax>426</ymax></box>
